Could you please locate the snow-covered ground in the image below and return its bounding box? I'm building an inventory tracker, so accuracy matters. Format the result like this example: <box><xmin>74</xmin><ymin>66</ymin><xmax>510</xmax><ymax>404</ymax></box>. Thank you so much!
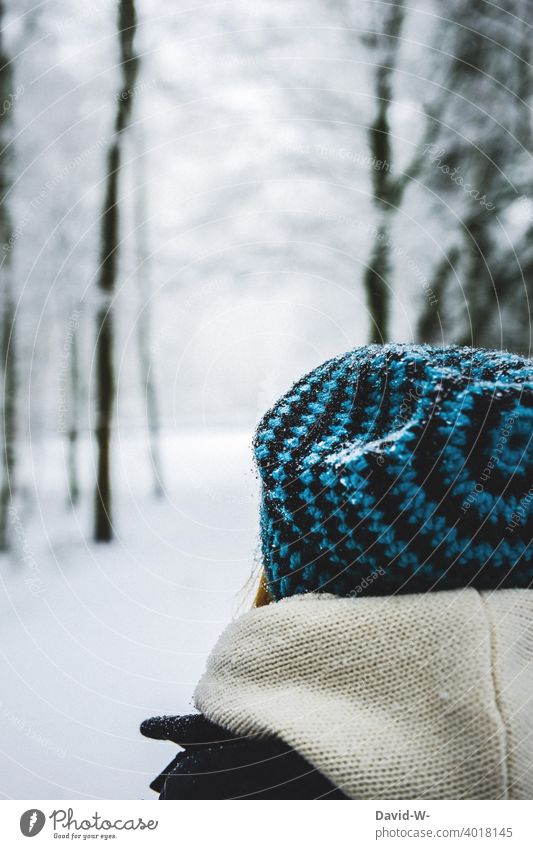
<box><xmin>0</xmin><ymin>429</ymin><xmax>259</xmax><ymax>799</ymax></box>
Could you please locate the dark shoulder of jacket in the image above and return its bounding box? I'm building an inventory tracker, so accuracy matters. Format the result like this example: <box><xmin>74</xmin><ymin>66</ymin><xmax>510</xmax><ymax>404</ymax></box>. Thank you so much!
<box><xmin>141</xmin><ymin>713</ymin><xmax>348</xmax><ymax>800</ymax></box>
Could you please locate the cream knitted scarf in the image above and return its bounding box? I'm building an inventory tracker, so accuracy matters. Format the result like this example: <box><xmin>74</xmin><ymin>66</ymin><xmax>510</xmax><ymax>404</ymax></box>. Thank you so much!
<box><xmin>195</xmin><ymin>589</ymin><xmax>533</xmax><ymax>799</ymax></box>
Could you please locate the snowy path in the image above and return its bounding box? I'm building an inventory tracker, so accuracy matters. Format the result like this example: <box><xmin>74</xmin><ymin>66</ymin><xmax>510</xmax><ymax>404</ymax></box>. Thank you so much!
<box><xmin>0</xmin><ymin>430</ymin><xmax>258</xmax><ymax>799</ymax></box>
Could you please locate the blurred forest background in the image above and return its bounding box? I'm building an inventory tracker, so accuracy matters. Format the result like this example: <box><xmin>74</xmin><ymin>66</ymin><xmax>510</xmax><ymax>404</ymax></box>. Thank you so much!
<box><xmin>0</xmin><ymin>0</ymin><xmax>531</xmax><ymax>799</ymax></box>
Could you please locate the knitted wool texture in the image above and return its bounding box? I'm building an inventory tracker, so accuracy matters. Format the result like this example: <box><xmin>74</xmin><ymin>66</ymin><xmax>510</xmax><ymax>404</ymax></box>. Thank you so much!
<box><xmin>195</xmin><ymin>590</ymin><xmax>533</xmax><ymax>800</ymax></box>
<box><xmin>254</xmin><ymin>344</ymin><xmax>533</xmax><ymax>599</ymax></box>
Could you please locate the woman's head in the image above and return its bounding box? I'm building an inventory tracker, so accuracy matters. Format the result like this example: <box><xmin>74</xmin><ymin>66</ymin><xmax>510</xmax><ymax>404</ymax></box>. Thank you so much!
<box><xmin>253</xmin><ymin>343</ymin><xmax>533</xmax><ymax>601</ymax></box>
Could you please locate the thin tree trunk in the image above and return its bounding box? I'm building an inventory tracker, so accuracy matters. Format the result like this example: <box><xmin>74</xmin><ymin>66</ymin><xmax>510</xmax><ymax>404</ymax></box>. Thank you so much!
<box><xmin>94</xmin><ymin>142</ymin><xmax>118</xmax><ymax>542</ymax></box>
<box><xmin>0</xmin><ymin>286</ymin><xmax>16</xmax><ymax>552</ymax></box>
<box><xmin>364</xmin><ymin>220</ymin><xmax>391</xmax><ymax>344</ymax></box>
<box><xmin>94</xmin><ymin>0</ymin><xmax>139</xmax><ymax>541</ymax></box>
<box><xmin>0</xmin><ymin>0</ymin><xmax>16</xmax><ymax>552</ymax></box>
<box><xmin>67</xmin><ymin>314</ymin><xmax>81</xmax><ymax>505</ymax></box>
<box><xmin>133</xmin><ymin>126</ymin><xmax>164</xmax><ymax>498</ymax></box>
<box><xmin>94</xmin><ymin>302</ymin><xmax>113</xmax><ymax>540</ymax></box>
<box><xmin>362</xmin><ymin>0</ymin><xmax>405</xmax><ymax>343</ymax></box>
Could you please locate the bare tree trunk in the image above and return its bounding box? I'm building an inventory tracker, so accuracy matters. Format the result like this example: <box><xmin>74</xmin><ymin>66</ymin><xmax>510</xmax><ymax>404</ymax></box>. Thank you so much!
<box><xmin>0</xmin><ymin>0</ymin><xmax>16</xmax><ymax>552</ymax></box>
<box><xmin>364</xmin><ymin>223</ymin><xmax>391</xmax><ymax>344</ymax></box>
<box><xmin>94</xmin><ymin>140</ymin><xmax>119</xmax><ymax>541</ymax></box>
<box><xmin>362</xmin><ymin>1</ymin><xmax>405</xmax><ymax>344</ymax></box>
<box><xmin>0</xmin><ymin>286</ymin><xmax>16</xmax><ymax>552</ymax></box>
<box><xmin>133</xmin><ymin>126</ymin><xmax>164</xmax><ymax>498</ymax></box>
<box><xmin>94</xmin><ymin>0</ymin><xmax>139</xmax><ymax>541</ymax></box>
<box><xmin>67</xmin><ymin>314</ymin><xmax>81</xmax><ymax>505</ymax></box>
<box><xmin>360</xmin><ymin>1</ymin><xmax>447</xmax><ymax>344</ymax></box>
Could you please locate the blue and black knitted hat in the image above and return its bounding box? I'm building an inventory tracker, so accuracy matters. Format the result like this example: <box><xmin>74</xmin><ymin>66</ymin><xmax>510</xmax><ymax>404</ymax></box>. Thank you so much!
<box><xmin>254</xmin><ymin>344</ymin><xmax>533</xmax><ymax>600</ymax></box>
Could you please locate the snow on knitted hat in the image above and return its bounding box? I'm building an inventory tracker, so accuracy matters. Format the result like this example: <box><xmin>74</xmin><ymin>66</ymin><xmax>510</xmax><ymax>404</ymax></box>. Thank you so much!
<box><xmin>254</xmin><ymin>344</ymin><xmax>533</xmax><ymax>599</ymax></box>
